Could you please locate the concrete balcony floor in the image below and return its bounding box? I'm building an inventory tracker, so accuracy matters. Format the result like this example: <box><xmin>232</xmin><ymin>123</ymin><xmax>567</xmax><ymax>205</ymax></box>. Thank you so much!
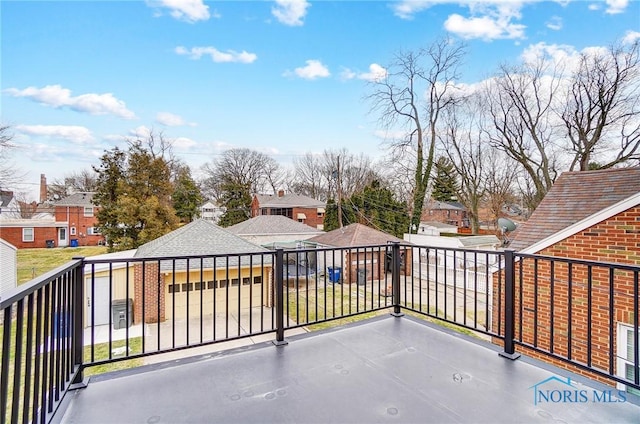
<box><xmin>59</xmin><ymin>315</ymin><xmax>639</xmax><ymax>424</ymax></box>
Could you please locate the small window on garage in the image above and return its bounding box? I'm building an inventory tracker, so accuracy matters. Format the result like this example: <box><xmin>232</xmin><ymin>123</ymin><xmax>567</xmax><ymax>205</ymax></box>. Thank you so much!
<box><xmin>168</xmin><ymin>284</ymin><xmax>180</xmax><ymax>293</ymax></box>
<box><xmin>23</xmin><ymin>227</ymin><xmax>34</xmax><ymax>242</ymax></box>
<box><xmin>207</xmin><ymin>280</ymin><xmax>215</xmax><ymax>289</ymax></box>
<box><xmin>253</xmin><ymin>276</ymin><xmax>262</xmax><ymax>285</ymax></box>
<box><xmin>242</xmin><ymin>277</ymin><xmax>251</xmax><ymax>285</ymax></box>
<box><xmin>195</xmin><ymin>282</ymin><xmax>202</xmax><ymax>290</ymax></box>
<box><xmin>219</xmin><ymin>280</ymin><xmax>228</xmax><ymax>288</ymax></box>
<box><xmin>231</xmin><ymin>278</ymin><xmax>240</xmax><ymax>286</ymax></box>
<box><xmin>181</xmin><ymin>283</ymin><xmax>193</xmax><ymax>292</ymax></box>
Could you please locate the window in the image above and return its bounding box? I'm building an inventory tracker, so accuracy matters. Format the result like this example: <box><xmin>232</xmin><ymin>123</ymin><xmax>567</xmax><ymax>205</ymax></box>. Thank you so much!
<box><xmin>231</xmin><ymin>278</ymin><xmax>240</xmax><ymax>287</ymax></box>
<box><xmin>617</xmin><ymin>324</ymin><xmax>640</xmax><ymax>395</ymax></box>
<box><xmin>253</xmin><ymin>276</ymin><xmax>262</xmax><ymax>285</ymax></box>
<box><xmin>242</xmin><ymin>277</ymin><xmax>251</xmax><ymax>285</ymax></box>
<box><xmin>70</xmin><ymin>227</ymin><xmax>77</xmax><ymax>236</ymax></box>
<box><xmin>168</xmin><ymin>284</ymin><xmax>180</xmax><ymax>293</ymax></box>
<box><xmin>87</xmin><ymin>227</ymin><xmax>101</xmax><ymax>235</ymax></box>
<box><xmin>219</xmin><ymin>280</ymin><xmax>228</xmax><ymax>288</ymax></box>
<box><xmin>84</xmin><ymin>206</ymin><xmax>94</xmax><ymax>217</ymax></box>
<box><xmin>22</xmin><ymin>227</ymin><xmax>34</xmax><ymax>242</ymax></box>
<box><xmin>181</xmin><ymin>283</ymin><xmax>193</xmax><ymax>292</ymax></box>
<box><xmin>207</xmin><ymin>280</ymin><xmax>216</xmax><ymax>289</ymax></box>
<box><xmin>195</xmin><ymin>282</ymin><xmax>202</xmax><ymax>290</ymax></box>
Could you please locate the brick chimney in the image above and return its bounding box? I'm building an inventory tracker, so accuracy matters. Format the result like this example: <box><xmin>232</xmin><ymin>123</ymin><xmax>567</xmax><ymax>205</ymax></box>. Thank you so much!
<box><xmin>40</xmin><ymin>174</ymin><xmax>48</xmax><ymax>203</ymax></box>
<box><xmin>277</xmin><ymin>189</ymin><xmax>285</xmax><ymax>197</ymax></box>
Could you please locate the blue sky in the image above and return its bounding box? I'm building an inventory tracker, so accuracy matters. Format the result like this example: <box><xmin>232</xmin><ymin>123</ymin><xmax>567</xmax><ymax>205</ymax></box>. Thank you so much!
<box><xmin>2</xmin><ymin>0</ymin><xmax>639</xmax><ymax>201</ymax></box>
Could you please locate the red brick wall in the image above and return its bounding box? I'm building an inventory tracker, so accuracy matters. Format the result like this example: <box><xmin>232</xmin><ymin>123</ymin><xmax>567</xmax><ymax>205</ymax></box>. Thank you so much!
<box><xmin>133</xmin><ymin>262</ymin><xmax>166</xmax><ymax>323</ymax></box>
<box><xmin>0</xmin><ymin>227</ymin><xmax>58</xmax><ymax>249</ymax></box>
<box><xmin>55</xmin><ymin>205</ymin><xmax>104</xmax><ymax>246</ymax></box>
<box><xmin>292</xmin><ymin>207</ymin><xmax>324</xmax><ymax>229</ymax></box>
<box><xmin>492</xmin><ymin>205</ymin><xmax>640</xmax><ymax>385</ymax></box>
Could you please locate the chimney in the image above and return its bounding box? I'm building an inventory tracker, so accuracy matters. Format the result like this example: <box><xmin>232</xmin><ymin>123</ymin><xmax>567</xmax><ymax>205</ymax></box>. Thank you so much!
<box><xmin>277</xmin><ymin>189</ymin><xmax>285</xmax><ymax>198</ymax></box>
<box><xmin>40</xmin><ymin>174</ymin><xmax>48</xmax><ymax>203</ymax></box>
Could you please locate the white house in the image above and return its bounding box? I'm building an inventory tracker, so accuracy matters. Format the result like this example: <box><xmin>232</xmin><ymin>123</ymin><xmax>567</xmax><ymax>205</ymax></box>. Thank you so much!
<box><xmin>0</xmin><ymin>238</ymin><xmax>17</xmax><ymax>299</ymax></box>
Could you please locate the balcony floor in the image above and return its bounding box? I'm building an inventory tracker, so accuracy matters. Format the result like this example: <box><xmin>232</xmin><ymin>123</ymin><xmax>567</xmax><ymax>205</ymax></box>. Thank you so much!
<box><xmin>59</xmin><ymin>315</ymin><xmax>639</xmax><ymax>424</ymax></box>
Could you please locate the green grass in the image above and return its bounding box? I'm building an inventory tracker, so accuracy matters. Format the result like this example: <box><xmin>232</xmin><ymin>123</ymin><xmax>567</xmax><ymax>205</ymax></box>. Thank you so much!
<box><xmin>17</xmin><ymin>246</ymin><xmax>108</xmax><ymax>284</ymax></box>
<box><xmin>83</xmin><ymin>337</ymin><xmax>144</xmax><ymax>376</ymax></box>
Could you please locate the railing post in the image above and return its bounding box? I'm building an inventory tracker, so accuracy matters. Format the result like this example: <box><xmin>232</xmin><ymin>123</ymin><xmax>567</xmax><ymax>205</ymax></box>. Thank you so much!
<box><xmin>71</xmin><ymin>257</ymin><xmax>88</xmax><ymax>387</ymax></box>
<box><xmin>390</xmin><ymin>242</ymin><xmax>404</xmax><ymax>317</ymax></box>
<box><xmin>273</xmin><ymin>249</ymin><xmax>288</xmax><ymax>346</ymax></box>
<box><xmin>500</xmin><ymin>249</ymin><xmax>520</xmax><ymax>360</ymax></box>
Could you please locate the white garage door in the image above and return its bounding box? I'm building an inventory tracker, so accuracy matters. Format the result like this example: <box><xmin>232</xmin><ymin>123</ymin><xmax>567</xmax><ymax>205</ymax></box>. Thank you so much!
<box><xmin>85</xmin><ymin>277</ymin><xmax>111</xmax><ymax>327</ymax></box>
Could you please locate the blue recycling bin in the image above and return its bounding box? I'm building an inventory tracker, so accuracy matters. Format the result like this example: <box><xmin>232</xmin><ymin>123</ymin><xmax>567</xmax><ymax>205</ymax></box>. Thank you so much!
<box><xmin>327</xmin><ymin>266</ymin><xmax>342</xmax><ymax>283</ymax></box>
<box><xmin>70</xmin><ymin>239</ymin><xmax>79</xmax><ymax>247</ymax></box>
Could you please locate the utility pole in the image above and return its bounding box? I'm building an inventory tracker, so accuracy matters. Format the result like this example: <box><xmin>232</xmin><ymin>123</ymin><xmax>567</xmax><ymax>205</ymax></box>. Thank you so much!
<box><xmin>337</xmin><ymin>155</ymin><xmax>343</xmax><ymax>228</ymax></box>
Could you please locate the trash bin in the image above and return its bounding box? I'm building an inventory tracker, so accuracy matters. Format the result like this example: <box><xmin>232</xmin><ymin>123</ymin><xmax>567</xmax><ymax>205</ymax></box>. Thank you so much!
<box><xmin>46</xmin><ymin>240</ymin><xmax>55</xmax><ymax>248</ymax></box>
<box><xmin>70</xmin><ymin>239</ymin><xmax>79</xmax><ymax>247</ymax></box>
<box><xmin>111</xmin><ymin>299</ymin><xmax>133</xmax><ymax>330</ymax></box>
<box><xmin>357</xmin><ymin>268</ymin><xmax>366</xmax><ymax>285</ymax></box>
<box><xmin>327</xmin><ymin>266</ymin><xmax>342</xmax><ymax>283</ymax></box>
<box><xmin>53</xmin><ymin>311</ymin><xmax>70</xmax><ymax>338</ymax></box>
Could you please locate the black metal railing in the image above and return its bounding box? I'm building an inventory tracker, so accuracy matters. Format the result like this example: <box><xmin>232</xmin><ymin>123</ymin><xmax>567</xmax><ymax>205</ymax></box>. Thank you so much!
<box><xmin>2</xmin><ymin>243</ymin><xmax>639</xmax><ymax>424</ymax></box>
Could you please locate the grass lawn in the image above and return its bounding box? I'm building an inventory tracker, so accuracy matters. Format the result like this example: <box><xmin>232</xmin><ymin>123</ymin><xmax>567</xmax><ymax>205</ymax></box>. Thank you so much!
<box><xmin>17</xmin><ymin>246</ymin><xmax>108</xmax><ymax>284</ymax></box>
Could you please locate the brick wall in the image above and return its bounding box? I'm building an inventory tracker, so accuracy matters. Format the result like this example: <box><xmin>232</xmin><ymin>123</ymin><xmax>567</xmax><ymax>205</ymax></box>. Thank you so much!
<box><xmin>0</xmin><ymin>227</ymin><xmax>58</xmax><ymax>248</ymax></box>
<box><xmin>133</xmin><ymin>262</ymin><xmax>166</xmax><ymax>323</ymax></box>
<box><xmin>492</xmin><ymin>205</ymin><xmax>640</xmax><ymax>385</ymax></box>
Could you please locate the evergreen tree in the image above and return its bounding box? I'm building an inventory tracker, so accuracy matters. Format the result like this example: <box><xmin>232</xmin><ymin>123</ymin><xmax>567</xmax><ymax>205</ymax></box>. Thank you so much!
<box><xmin>431</xmin><ymin>157</ymin><xmax>460</xmax><ymax>202</ymax></box>
<box><xmin>93</xmin><ymin>143</ymin><xmax>179</xmax><ymax>251</ymax></box>
<box><xmin>172</xmin><ymin>167</ymin><xmax>203</xmax><ymax>223</ymax></box>
<box><xmin>217</xmin><ymin>181</ymin><xmax>251</xmax><ymax>227</ymax></box>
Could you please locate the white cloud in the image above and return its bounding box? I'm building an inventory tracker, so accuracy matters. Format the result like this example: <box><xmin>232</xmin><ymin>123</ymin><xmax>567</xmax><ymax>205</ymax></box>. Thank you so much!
<box><xmin>622</xmin><ymin>30</ymin><xmax>640</xmax><ymax>45</ymax></box>
<box><xmin>5</xmin><ymin>84</ymin><xmax>136</xmax><ymax>119</ymax></box>
<box><xmin>156</xmin><ymin>112</ymin><xmax>187</xmax><ymax>126</ymax></box>
<box><xmin>15</xmin><ymin>125</ymin><xmax>94</xmax><ymax>144</ymax></box>
<box><xmin>521</xmin><ymin>42</ymin><xmax>580</xmax><ymax>70</ymax></box>
<box><xmin>358</xmin><ymin>64</ymin><xmax>388</xmax><ymax>82</ymax></box>
<box><xmin>129</xmin><ymin>125</ymin><xmax>152</xmax><ymax>139</ymax></box>
<box><xmin>175</xmin><ymin>46</ymin><xmax>257</xmax><ymax>63</ymax></box>
<box><xmin>272</xmin><ymin>0</ymin><xmax>311</xmax><ymax>26</ymax></box>
<box><xmin>546</xmin><ymin>16</ymin><xmax>562</xmax><ymax>31</ymax></box>
<box><xmin>147</xmin><ymin>0</ymin><xmax>210</xmax><ymax>22</ymax></box>
<box><xmin>173</xmin><ymin>137</ymin><xmax>197</xmax><ymax>149</ymax></box>
<box><xmin>285</xmin><ymin>60</ymin><xmax>330</xmax><ymax>80</ymax></box>
<box><xmin>444</xmin><ymin>13</ymin><xmax>525</xmax><ymax>40</ymax></box>
<box><xmin>605</xmin><ymin>0</ymin><xmax>628</xmax><ymax>14</ymax></box>
<box><xmin>588</xmin><ymin>3</ymin><xmax>601</xmax><ymax>11</ymax></box>
<box><xmin>391</xmin><ymin>0</ymin><xmax>434</xmax><ymax>20</ymax></box>
<box><xmin>340</xmin><ymin>68</ymin><xmax>357</xmax><ymax>81</ymax></box>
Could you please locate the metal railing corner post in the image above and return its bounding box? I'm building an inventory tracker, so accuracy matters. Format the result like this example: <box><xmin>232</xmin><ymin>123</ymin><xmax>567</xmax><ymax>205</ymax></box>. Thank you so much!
<box><xmin>273</xmin><ymin>249</ymin><xmax>288</xmax><ymax>346</ymax></box>
<box><xmin>71</xmin><ymin>257</ymin><xmax>88</xmax><ymax>387</ymax></box>
<box><xmin>390</xmin><ymin>242</ymin><xmax>403</xmax><ymax>317</ymax></box>
<box><xmin>499</xmin><ymin>249</ymin><xmax>520</xmax><ymax>360</ymax></box>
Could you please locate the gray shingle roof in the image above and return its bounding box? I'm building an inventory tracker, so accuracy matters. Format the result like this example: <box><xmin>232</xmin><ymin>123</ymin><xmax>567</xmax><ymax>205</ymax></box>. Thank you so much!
<box><xmin>509</xmin><ymin>167</ymin><xmax>640</xmax><ymax>252</ymax></box>
<box><xmin>55</xmin><ymin>192</ymin><xmax>95</xmax><ymax>206</ymax></box>
<box><xmin>226</xmin><ymin>215</ymin><xmax>324</xmax><ymax>236</ymax></box>
<box><xmin>255</xmin><ymin>193</ymin><xmax>325</xmax><ymax>208</ymax></box>
<box><xmin>135</xmin><ymin>219</ymin><xmax>269</xmax><ymax>258</ymax></box>
<box><xmin>307</xmin><ymin>223</ymin><xmax>403</xmax><ymax>247</ymax></box>
<box><xmin>425</xmin><ymin>200</ymin><xmax>466</xmax><ymax>211</ymax></box>
<box><xmin>134</xmin><ymin>219</ymin><xmax>272</xmax><ymax>271</ymax></box>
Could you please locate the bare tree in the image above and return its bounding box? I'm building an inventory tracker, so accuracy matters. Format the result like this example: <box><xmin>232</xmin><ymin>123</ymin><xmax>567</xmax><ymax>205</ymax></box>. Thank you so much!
<box><xmin>292</xmin><ymin>153</ymin><xmax>326</xmax><ymax>200</ymax></box>
<box><xmin>368</xmin><ymin>38</ymin><xmax>466</xmax><ymax>231</ymax></box>
<box><xmin>483</xmin><ymin>150</ymin><xmax>520</xmax><ymax>226</ymax></box>
<box><xmin>0</xmin><ymin>125</ymin><xmax>24</xmax><ymax>190</ymax></box>
<box><xmin>48</xmin><ymin>169</ymin><xmax>98</xmax><ymax>200</ymax></box>
<box><xmin>561</xmin><ymin>40</ymin><xmax>640</xmax><ymax>170</ymax></box>
<box><xmin>439</xmin><ymin>99</ymin><xmax>485</xmax><ymax>233</ymax></box>
<box><xmin>201</xmin><ymin>148</ymin><xmax>281</xmax><ymax>197</ymax></box>
<box><xmin>484</xmin><ymin>58</ymin><xmax>563</xmax><ymax>210</ymax></box>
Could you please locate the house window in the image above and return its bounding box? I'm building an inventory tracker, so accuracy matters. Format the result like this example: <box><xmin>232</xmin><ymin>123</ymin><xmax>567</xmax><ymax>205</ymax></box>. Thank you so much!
<box><xmin>87</xmin><ymin>227</ymin><xmax>101</xmax><ymax>235</ymax></box>
<box><xmin>617</xmin><ymin>323</ymin><xmax>640</xmax><ymax>395</ymax></box>
<box><xmin>84</xmin><ymin>206</ymin><xmax>94</xmax><ymax>217</ymax></box>
<box><xmin>70</xmin><ymin>227</ymin><xmax>77</xmax><ymax>236</ymax></box>
<box><xmin>22</xmin><ymin>227</ymin><xmax>35</xmax><ymax>242</ymax></box>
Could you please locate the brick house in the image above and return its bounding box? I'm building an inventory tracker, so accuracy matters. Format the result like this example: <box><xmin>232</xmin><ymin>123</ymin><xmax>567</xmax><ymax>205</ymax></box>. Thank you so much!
<box><xmin>251</xmin><ymin>190</ymin><xmax>326</xmax><ymax>230</ymax></box>
<box><xmin>421</xmin><ymin>200</ymin><xmax>469</xmax><ymax>228</ymax></box>
<box><xmin>492</xmin><ymin>167</ymin><xmax>640</xmax><ymax>394</ymax></box>
<box><xmin>0</xmin><ymin>191</ymin><xmax>104</xmax><ymax>248</ymax></box>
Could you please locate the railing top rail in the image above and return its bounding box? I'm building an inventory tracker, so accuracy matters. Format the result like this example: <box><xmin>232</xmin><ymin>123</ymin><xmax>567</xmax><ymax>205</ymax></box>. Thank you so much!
<box><xmin>515</xmin><ymin>251</ymin><xmax>640</xmax><ymax>272</ymax></box>
<box><xmin>0</xmin><ymin>258</ymin><xmax>83</xmax><ymax>309</ymax></box>
<box><xmin>83</xmin><ymin>251</ymin><xmax>276</xmax><ymax>265</ymax></box>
